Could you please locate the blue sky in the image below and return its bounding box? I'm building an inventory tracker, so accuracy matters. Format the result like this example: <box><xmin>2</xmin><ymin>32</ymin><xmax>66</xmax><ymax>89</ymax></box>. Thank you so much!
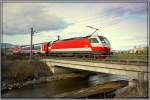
<box><xmin>3</xmin><ymin>3</ymin><xmax>148</xmax><ymax>50</ymax></box>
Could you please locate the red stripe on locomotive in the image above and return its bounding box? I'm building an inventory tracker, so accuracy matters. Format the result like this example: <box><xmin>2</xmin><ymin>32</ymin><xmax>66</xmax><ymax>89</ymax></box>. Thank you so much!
<box><xmin>90</xmin><ymin>47</ymin><xmax>110</xmax><ymax>52</ymax></box>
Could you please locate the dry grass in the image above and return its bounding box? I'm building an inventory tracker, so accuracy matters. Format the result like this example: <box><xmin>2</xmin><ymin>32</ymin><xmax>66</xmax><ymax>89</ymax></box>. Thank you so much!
<box><xmin>2</xmin><ymin>55</ymin><xmax>52</xmax><ymax>83</ymax></box>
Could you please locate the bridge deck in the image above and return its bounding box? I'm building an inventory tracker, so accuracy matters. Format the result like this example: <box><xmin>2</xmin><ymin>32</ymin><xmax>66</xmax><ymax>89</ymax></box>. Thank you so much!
<box><xmin>42</xmin><ymin>58</ymin><xmax>148</xmax><ymax>80</ymax></box>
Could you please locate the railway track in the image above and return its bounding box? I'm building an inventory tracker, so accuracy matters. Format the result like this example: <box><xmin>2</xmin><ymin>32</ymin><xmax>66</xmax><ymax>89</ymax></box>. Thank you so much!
<box><xmin>32</xmin><ymin>54</ymin><xmax>148</xmax><ymax>66</ymax></box>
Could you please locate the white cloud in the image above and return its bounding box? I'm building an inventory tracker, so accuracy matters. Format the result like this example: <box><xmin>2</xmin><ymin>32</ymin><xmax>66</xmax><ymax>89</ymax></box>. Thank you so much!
<box><xmin>3</xmin><ymin>3</ymin><xmax>71</xmax><ymax>35</ymax></box>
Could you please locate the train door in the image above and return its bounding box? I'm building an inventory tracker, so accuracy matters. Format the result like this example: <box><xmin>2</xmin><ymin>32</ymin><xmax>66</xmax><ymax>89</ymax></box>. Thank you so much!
<box><xmin>41</xmin><ymin>43</ymin><xmax>48</xmax><ymax>53</ymax></box>
<box><xmin>48</xmin><ymin>42</ymin><xmax>51</xmax><ymax>51</ymax></box>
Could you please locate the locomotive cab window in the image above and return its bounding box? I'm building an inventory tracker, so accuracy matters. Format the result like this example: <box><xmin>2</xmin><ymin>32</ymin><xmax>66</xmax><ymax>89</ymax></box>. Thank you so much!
<box><xmin>90</xmin><ymin>38</ymin><xmax>99</xmax><ymax>43</ymax></box>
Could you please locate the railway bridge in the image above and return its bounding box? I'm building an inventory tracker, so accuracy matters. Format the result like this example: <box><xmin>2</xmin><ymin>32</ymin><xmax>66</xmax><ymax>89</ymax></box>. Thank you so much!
<box><xmin>41</xmin><ymin>58</ymin><xmax>148</xmax><ymax>81</ymax></box>
<box><xmin>41</xmin><ymin>58</ymin><xmax>148</xmax><ymax>96</ymax></box>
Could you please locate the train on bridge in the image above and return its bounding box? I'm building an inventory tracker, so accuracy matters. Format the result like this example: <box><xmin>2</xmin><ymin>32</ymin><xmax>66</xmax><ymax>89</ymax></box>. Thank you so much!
<box><xmin>12</xmin><ymin>34</ymin><xmax>111</xmax><ymax>58</ymax></box>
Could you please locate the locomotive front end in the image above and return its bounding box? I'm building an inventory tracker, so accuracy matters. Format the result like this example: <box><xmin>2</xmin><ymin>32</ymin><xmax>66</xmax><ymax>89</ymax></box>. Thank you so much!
<box><xmin>98</xmin><ymin>36</ymin><xmax>111</xmax><ymax>55</ymax></box>
<box><xmin>89</xmin><ymin>35</ymin><xmax>111</xmax><ymax>55</ymax></box>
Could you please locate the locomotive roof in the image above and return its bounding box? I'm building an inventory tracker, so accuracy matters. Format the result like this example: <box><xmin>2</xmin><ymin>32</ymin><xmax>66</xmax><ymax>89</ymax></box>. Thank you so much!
<box><xmin>54</xmin><ymin>35</ymin><xmax>92</xmax><ymax>42</ymax></box>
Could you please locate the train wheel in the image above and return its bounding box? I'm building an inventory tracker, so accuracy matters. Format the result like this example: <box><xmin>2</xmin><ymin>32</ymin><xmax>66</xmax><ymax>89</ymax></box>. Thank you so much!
<box><xmin>95</xmin><ymin>55</ymin><xmax>107</xmax><ymax>59</ymax></box>
<box><xmin>46</xmin><ymin>53</ymin><xmax>49</xmax><ymax>56</ymax></box>
<box><xmin>84</xmin><ymin>53</ymin><xmax>90</xmax><ymax>58</ymax></box>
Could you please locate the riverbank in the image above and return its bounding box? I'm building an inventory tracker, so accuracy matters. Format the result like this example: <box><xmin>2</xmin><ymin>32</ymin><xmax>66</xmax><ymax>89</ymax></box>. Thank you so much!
<box><xmin>1</xmin><ymin>55</ymin><xmax>50</xmax><ymax>92</ymax></box>
<box><xmin>115</xmin><ymin>80</ymin><xmax>148</xmax><ymax>98</ymax></box>
<box><xmin>2</xmin><ymin>73</ymin><xmax>85</xmax><ymax>92</ymax></box>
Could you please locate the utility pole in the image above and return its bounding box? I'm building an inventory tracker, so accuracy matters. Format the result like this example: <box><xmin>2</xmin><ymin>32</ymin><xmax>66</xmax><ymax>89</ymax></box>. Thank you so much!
<box><xmin>57</xmin><ymin>35</ymin><xmax>60</xmax><ymax>40</ymax></box>
<box><xmin>30</xmin><ymin>27</ymin><xmax>34</xmax><ymax>62</ymax></box>
<box><xmin>4</xmin><ymin>43</ymin><xmax>6</xmax><ymax>56</ymax></box>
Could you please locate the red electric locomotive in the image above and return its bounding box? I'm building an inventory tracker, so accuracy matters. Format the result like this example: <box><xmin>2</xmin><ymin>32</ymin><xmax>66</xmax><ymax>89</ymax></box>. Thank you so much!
<box><xmin>41</xmin><ymin>34</ymin><xmax>111</xmax><ymax>58</ymax></box>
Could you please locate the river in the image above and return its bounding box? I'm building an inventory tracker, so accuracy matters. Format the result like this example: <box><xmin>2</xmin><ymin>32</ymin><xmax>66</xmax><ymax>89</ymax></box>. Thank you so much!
<box><xmin>2</xmin><ymin>73</ymin><xmax>129</xmax><ymax>98</ymax></box>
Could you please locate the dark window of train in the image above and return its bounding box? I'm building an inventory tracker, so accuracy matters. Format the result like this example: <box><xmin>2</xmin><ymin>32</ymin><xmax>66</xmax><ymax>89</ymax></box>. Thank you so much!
<box><xmin>100</xmin><ymin>38</ymin><xmax>106</xmax><ymax>44</ymax></box>
<box><xmin>90</xmin><ymin>38</ymin><xmax>99</xmax><ymax>43</ymax></box>
<box><xmin>49</xmin><ymin>43</ymin><xmax>51</xmax><ymax>47</ymax></box>
<box><xmin>34</xmin><ymin>45</ymin><xmax>40</xmax><ymax>50</ymax></box>
<box><xmin>99</xmin><ymin>37</ymin><xmax>110</xmax><ymax>45</ymax></box>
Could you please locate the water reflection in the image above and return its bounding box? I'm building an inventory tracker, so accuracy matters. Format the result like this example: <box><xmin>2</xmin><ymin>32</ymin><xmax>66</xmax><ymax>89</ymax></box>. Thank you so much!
<box><xmin>88</xmin><ymin>73</ymin><xmax>129</xmax><ymax>85</ymax></box>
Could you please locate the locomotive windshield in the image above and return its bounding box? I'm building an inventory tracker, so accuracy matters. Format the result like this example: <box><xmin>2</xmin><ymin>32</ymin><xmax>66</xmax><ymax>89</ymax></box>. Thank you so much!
<box><xmin>99</xmin><ymin>36</ymin><xmax>110</xmax><ymax>45</ymax></box>
<box><xmin>90</xmin><ymin>38</ymin><xmax>99</xmax><ymax>43</ymax></box>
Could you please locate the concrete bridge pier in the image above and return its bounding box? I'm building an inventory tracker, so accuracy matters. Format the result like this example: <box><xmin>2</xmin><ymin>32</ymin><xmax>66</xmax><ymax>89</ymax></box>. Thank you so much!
<box><xmin>137</xmin><ymin>72</ymin><xmax>145</xmax><ymax>96</ymax></box>
<box><xmin>45</xmin><ymin>62</ymin><xmax>55</xmax><ymax>74</ymax></box>
<box><xmin>128</xmin><ymin>72</ymin><xmax>146</xmax><ymax>97</ymax></box>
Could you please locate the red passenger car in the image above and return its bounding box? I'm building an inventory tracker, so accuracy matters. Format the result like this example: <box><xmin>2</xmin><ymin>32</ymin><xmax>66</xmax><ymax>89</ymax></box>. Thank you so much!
<box><xmin>12</xmin><ymin>46</ymin><xmax>22</xmax><ymax>55</ymax></box>
<box><xmin>12</xmin><ymin>44</ymin><xmax>42</xmax><ymax>55</ymax></box>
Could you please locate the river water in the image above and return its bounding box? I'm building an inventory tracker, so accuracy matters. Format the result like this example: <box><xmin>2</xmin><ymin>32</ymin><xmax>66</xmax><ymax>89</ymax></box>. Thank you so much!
<box><xmin>2</xmin><ymin>73</ymin><xmax>129</xmax><ymax>98</ymax></box>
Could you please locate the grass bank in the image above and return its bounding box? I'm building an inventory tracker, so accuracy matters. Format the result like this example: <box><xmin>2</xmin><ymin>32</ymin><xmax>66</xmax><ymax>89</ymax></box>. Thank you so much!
<box><xmin>2</xmin><ymin>55</ymin><xmax>52</xmax><ymax>90</ymax></box>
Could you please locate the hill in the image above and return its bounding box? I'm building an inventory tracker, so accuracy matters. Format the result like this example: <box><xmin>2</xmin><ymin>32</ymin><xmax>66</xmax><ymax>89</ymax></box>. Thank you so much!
<box><xmin>0</xmin><ymin>43</ymin><xmax>17</xmax><ymax>48</ymax></box>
